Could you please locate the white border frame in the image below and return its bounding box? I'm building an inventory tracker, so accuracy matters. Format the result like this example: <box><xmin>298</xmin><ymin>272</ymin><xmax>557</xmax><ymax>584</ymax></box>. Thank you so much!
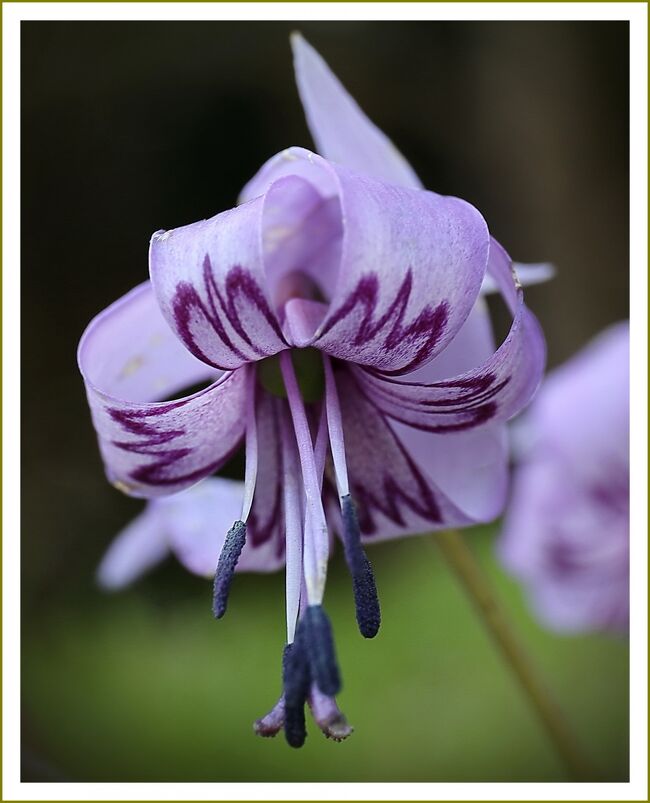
<box><xmin>4</xmin><ymin>3</ymin><xmax>647</xmax><ymax>801</ymax></box>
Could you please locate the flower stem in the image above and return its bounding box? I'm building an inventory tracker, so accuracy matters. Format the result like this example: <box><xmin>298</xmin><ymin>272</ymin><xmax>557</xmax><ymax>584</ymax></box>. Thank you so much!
<box><xmin>432</xmin><ymin>529</ymin><xmax>591</xmax><ymax>780</ymax></box>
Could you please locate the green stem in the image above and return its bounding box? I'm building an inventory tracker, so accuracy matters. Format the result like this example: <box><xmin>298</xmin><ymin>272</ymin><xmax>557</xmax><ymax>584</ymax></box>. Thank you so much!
<box><xmin>432</xmin><ymin>529</ymin><xmax>591</xmax><ymax>781</ymax></box>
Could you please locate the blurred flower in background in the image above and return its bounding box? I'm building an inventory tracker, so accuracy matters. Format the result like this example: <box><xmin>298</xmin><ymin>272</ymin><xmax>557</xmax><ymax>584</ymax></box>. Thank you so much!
<box><xmin>499</xmin><ymin>322</ymin><xmax>629</xmax><ymax>634</ymax></box>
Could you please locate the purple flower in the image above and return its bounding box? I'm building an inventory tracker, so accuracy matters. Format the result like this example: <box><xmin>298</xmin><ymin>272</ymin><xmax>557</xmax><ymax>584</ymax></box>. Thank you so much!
<box><xmin>79</xmin><ymin>35</ymin><xmax>545</xmax><ymax>745</ymax></box>
<box><xmin>499</xmin><ymin>322</ymin><xmax>629</xmax><ymax>634</ymax></box>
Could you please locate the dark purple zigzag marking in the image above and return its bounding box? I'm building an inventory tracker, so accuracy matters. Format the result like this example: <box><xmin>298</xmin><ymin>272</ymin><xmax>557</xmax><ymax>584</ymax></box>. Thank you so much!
<box><xmin>355</xmin><ymin>378</ymin><xmax>501</xmax><ymax>433</ymax></box>
<box><xmin>363</xmin><ymin>374</ymin><xmax>511</xmax><ymax>416</ymax></box>
<box><xmin>319</xmin><ymin>270</ymin><xmax>449</xmax><ymax>375</ymax></box>
<box><xmin>172</xmin><ymin>258</ymin><xmax>286</xmax><ymax>370</ymax></box>
<box><xmin>352</xmin><ymin>428</ymin><xmax>443</xmax><ymax>536</ymax></box>
<box><xmin>379</xmin><ymin>402</ymin><xmax>498</xmax><ymax>433</ymax></box>
<box><xmin>108</xmin><ymin>406</ymin><xmax>242</xmax><ymax>488</ymax></box>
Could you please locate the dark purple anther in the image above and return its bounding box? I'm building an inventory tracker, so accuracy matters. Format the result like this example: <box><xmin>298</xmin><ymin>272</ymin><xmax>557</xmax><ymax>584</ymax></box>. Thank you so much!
<box><xmin>300</xmin><ymin>605</ymin><xmax>341</xmax><ymax>696</ymax></box>
<box><xmin>212</xmin><ymin>520</ymin><xmax>246</xmax><ymax>618</ymax></box>
<box><xmin>341</xmin><ymin>495</ymin><xmax>381</xmax><ymax>638</ymax></box>
<box><xmin>282</xmin><ymin>641</ymin><xmax>310</xmax><ymax>748</ymax></box>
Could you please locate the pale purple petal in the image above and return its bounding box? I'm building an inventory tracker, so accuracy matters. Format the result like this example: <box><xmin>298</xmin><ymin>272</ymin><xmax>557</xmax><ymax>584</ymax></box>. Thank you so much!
<box><xmin>149</xmin><ymin>196</ymin><xmax>287</xmax><ymax>371</ymax></box>
<box><xmin>499</xmin><ymin>322</ymin><xmax>629</xmax><ymax>634</ymax></box>
<box><xmin>246</xmin><ymin>390</ymin><xmax>286</xmax><ymax>555</ymax></box>
<box><xmin>501</xmin><ymin>458</ymin><xmax>629</xmax><ymax>633</ymax></box>
<box><xmin>78</xmin><ymin>282</ymin><xmax>247</xmax><ymax>498</ymax></box>
<box><xmin>161</xmin><ymin>479</ymin><xmax>285</xmax><ymax>576</ymax></box>
<box><xmin>336</xmin><ymin>368</ymin><xmax>476</xmax><ymax>541</ymax></box>
<box><xmin>96</xmin><ymin>508</ymin><xmax>169</xmax><ymax>590</ymax></box>
<box><xmin>243</xmin><ymin>148</ymin><xmax>490</xmax><ymax>375</ymax></box>
<box><xmin>529</xmin><ymin>322</ymin><xmax>629</xmax><ymax>480</ymax></box>
<box><xmin>354</xmin><ymin>238</ymin><xmax>546</xmax><ymax>429</ymax></box>
<box><xmin>291</xmin><ymin>33</ymin><xmax>422</xmax><ymax>190</ymax></box>
<box><xmin>381</xmin><ymin>298</ymin><xmax>508</xmax><ymax>522</ymax></box>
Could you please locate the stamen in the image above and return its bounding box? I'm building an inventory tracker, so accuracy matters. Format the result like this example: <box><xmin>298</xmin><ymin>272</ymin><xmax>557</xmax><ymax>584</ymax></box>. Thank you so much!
<box><xmin>212</xmin><ymin>368</ymin><xmax>258</xmax><ymax>620</ymax></box>
<box><xmin>300</xmin><ymin>605</ymin><xmax>341</xmax><ymax>696</ymax></box>
<box><xmin>240</xmin><ymin>367</ymin><xmax>258</xmax><ymax>522</ymax></box>
<box><xmin>280</xmin><ymin>408</ymin><xmax>303</xmax><ymax>644</ymax></box>
<box><xmin>282</xmin><ymin>641</ymin><xmax>311</xmax><ymax>748</ymax></box>
<box><xmin>253</xmin><ymin>696</ymin><xmax>285</xmax><ymax>738</ymax></box>
<box><xmin>322</xmin><ymin>356</ymin><xmax>350</xmax><ymax>497</ymax></box>
<box><xmin>313</xmin><ymin>404</ymin><xmax>329</xmax><ymax>489</ymax></box>
<box><xmin>341</xmin><ymin>496</ymin><xmax>381</xmax><ymax>639</ymax></box>
<box><xmin>280</xmin><ymin>350</ymin><xmax>329</xmax><ymax>604</ymax></box>
<box><xmin>323</xmin><ymin>356</ymin><xmax>381</xmax><ymax>639</ymax></box>
<box><xmin>308</xmin><ymin>683</ymin><xmax>353</xmax><ymax>742</ymax></box>
<box><xmin>212</xmin><ymin>520</ymin><xmax>246</xmax><ymax>618</ymax></box>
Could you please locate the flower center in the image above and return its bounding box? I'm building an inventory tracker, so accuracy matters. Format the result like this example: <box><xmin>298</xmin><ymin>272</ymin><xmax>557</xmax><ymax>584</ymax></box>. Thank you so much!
<box><xmin>257</xmin><ymin>348</ymin><xmax>324</xmax><ymax>402</ymax></box>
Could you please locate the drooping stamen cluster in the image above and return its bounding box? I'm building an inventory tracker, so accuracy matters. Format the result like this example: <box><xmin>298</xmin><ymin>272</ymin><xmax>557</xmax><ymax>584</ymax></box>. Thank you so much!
<box><xmin>211</xmin><ymin>349</ymin><xmax>380</xmax><ymax>746</ymax></box>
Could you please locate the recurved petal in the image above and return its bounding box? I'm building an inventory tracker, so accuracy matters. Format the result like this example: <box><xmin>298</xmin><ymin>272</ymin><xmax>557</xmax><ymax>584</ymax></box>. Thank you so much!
<box><xmin>161</xmin><ymin>479</ymin><xmax>286</xmax><ymax>576</ymax></box>
<box><xmin>355</xmin><ymin>238</ymin><xmax>546</xmax><ymax>430</ymax></box>
<box><xmin>96</xmin><ymin>507</ymin><xmax>169</xmax><ymax>590</ymax></box>
<box><xmin>242</xmin><ymin>148</ymin><xmax>490</xmax><ymax>374</ymax></box>
<box><xmin>149</xmin><ymin>193</ymin><xmax>287</xmax><ymax>371</ymax></box>
<box><xmin>383</xmin><ymin>299</ymin><xmax>509</xmax><ymax>523</ymax></box>
<box><xmin>291</xmin><ymin>33</ymin><xmax>422</xmax><ymax>190</ymax></box>
<box><xmin>78</xmin><ymin>282</ymin><xmax>247</xmax><ymax>498</ymax></box>
<box><xmin>336</xmin><ymin>369</ymin><xmax>476</xmax><ymax>541</ymax></box>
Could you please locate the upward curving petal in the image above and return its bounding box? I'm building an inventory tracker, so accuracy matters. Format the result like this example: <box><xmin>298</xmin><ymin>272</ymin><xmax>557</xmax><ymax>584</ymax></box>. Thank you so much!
<box><xmin>78</xmin><ymin>282</ymin><xmax>247</xmax><ymax>498</ymax></box>
<box><xmin>291</xmin><ymin>33</ymin><xmax>422</xmax><ymax>190</ymax></box>
<box><xmin>149</xmin><ymin>194</ymin><xmax>288</xmax><ymax>371</ymax></box>
<box><xmin>354</xmin><ymin>238</ymin><xmax>546</xmax><ymax>430</ymax></box>
<box><xmin>242</xmin><ymin>148</ymin><xmax>490</xmax><ymax>374</ymax></box>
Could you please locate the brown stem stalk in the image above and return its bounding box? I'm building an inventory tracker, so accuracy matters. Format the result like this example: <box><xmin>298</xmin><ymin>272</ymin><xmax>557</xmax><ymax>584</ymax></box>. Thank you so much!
<box><xmin>432</xmin><ymin>529</ymin><xmax>592</xmax><ymax>781</ymax></box>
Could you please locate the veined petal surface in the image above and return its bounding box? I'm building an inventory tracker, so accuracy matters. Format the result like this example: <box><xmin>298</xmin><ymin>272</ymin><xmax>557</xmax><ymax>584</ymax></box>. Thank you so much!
<box><xmin>291</xmin><ymin>32</ymin><xmax>423</xmax><ymax>190</ymax></box>
<box><xmin>355</xmin><ymin>238</ymin><xmax>545</xmax><ymax>429</ymax></box>
<box><xmin>150</xmin><ymin>195</ymin><xmax>288</xmax><ymax>371</ymax></box>
<box><xmin>162</xmin><ymin>479</ymin><xmax>286</xmax><ymax>576</ymax></box>
<box><xmin>78</xmin><ymin>282</ymin><xmax>247</xmax><ymax>498</ymax></box>
<box><xmin>242</xmin><ymin>148</ymin><xmax>490</xmax><ymax>374</ymax></box>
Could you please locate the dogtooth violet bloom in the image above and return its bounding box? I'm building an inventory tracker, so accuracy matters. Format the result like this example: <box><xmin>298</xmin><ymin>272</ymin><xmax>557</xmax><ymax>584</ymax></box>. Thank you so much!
<box><xmin>500</xmin><ymin>322</ymin><xmax>629</xmax><ymax>634</ymax></box>
<box><xmin>79</xmin><ymin>35</ymin><xmax>546</xmax><ymax>746</ymax></box>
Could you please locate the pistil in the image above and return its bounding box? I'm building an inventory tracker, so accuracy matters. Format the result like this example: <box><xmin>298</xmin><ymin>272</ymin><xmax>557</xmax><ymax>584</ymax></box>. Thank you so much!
<box><xmin>280</xmin><ymin>407</ymin><xmax>304</xmax><ymax>643</ymax></box>
<box><xmin>280</xmin><ymin>350</ymin><xmax>329</xmax><ymax>604</ymax></box>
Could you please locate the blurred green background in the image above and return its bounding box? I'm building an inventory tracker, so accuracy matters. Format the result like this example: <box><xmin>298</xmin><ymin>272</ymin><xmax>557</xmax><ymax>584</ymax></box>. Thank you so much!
<box><xmin>22</xmin><ymin>21</ymin><xmax>629</xmax><ymax>782</ymax></box>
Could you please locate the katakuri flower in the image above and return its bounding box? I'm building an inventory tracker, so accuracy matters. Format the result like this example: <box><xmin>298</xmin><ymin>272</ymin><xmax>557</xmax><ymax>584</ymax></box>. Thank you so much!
<box><xmin>79</xmin><ymin>34</ymin><xmax>546</xmax><ymax>746</ymax></box>
<box><xmin>499</xmin><ymin>322</ymin><xmax>629</xmax><ymax>634</ymax></box>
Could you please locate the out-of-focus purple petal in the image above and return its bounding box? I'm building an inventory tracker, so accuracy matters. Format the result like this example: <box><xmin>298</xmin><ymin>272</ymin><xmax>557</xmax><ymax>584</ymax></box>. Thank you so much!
<box><xmin>501</xmin><ymin>458</ymin><xmax>629</xmax><ymax>633</ymax></box>
<box><xmin>355</xmin><ymin>238</ymin><xmax>546</xmax><ymax>429</ymax></box>
<box><xmin>96</xmin><ymin>508</ymin><xmax>169</xmax><ymax>590</ymax></box>
<box><xmin>149</xmin><ymin>195</ymin><xmax>288</xmax><ymax>371</ymax></box>
<box><xmin>530</xmin><ymin>322</ymin><xmax>629</xmax><ymax>479</ymax></box>
<box><xmin>161</xmin><ymin>479</ymin><xmax>285</xmax><ymax>576</ymax></box>
<box><xmin>78</xmin><ymin>282</ymin><xmax>247</xmax><ymax>498</ymax></box>
<box><xmin>499</xmin><ymin>322</ymin><xmax>629</xmax><ymax>634</ymax></box>
<box><xmin>243</xmin><ymin>147</ymin><xmax>490</xmax><ymax>375</ymax></box>
<box><xmin>291</xmin><ymin>33</ymin><xmax>422</xmax><ymax>190</ymax></box>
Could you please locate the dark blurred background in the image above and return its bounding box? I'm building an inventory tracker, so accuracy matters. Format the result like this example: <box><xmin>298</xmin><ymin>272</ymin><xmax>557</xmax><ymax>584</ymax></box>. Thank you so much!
<box><xmin>22</xmin><ymin>22</ymin><xmax>629</xmax><ymax>782</ymax></box>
